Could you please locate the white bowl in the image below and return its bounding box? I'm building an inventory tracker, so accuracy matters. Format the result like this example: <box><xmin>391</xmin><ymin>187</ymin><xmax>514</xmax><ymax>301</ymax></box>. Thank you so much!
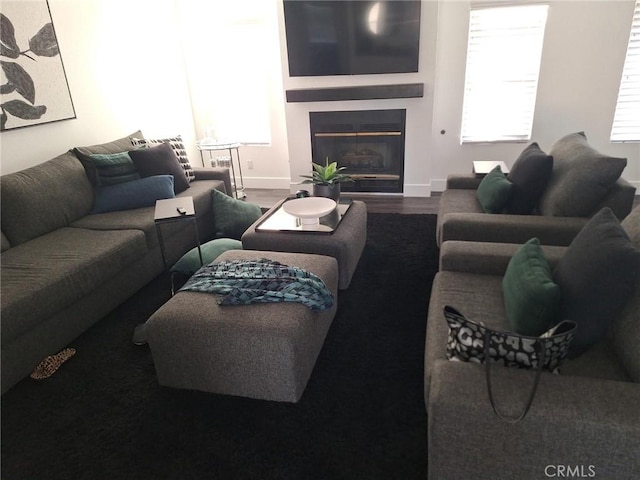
<box><xmin>282</xmin><ymin>197</ymin><xmax>337</xmax><ymax>225</ymax></box>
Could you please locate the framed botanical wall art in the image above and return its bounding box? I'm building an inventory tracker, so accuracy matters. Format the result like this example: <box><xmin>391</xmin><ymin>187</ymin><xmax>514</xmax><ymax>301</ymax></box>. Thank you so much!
<box><xmin>1</xmin><ymin>0</ymin><xmax>75</xmax><ymax>131</ymax></box>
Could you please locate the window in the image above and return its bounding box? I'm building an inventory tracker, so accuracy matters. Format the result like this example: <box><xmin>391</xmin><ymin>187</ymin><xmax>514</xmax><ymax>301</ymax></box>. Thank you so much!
<box><xmin>611</xmin><ymin>0</ymin><xmax>640</xmax><ymax>143</ymax></box>
<box><xmin>460</xmin><ymin>4</ymin><xmax>549</xmax><ymax>143</ymax></box>
<box><xmin>178</xmin><ymin>2</ymin><xmax>273</xmax><ymax>145</ymax></box>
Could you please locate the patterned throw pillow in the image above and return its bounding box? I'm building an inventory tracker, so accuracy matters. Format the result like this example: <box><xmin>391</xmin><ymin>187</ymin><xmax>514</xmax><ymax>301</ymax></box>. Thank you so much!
<box><xmin>131</xmin><ymin>135</ymin><xmax>195</xmax><ymax>182</ymax></box>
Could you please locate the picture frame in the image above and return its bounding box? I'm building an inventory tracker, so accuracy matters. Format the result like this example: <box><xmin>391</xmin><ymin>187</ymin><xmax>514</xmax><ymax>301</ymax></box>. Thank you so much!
<box><xmin>1</xmin><ymin>0</ymin><xmax>76</xmax><ymax>131</ymax></box>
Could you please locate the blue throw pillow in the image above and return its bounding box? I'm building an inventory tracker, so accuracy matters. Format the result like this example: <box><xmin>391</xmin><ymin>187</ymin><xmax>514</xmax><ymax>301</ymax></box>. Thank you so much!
<box><xmin>506</xmin><ymin>143</ymin><xmax>554</xmax><ymax>215</ymax></box>
<box><xmin>91</xmin><ymin>175</ymin><xmax>175</xmax><ymax>214</ymax></box>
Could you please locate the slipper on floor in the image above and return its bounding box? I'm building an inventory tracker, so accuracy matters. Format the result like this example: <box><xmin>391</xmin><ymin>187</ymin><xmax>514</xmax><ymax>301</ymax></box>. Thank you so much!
<box><xmin>30</xmin><ymin>348</ymin><xmax>76</xmax><ymax>380</ymax></box>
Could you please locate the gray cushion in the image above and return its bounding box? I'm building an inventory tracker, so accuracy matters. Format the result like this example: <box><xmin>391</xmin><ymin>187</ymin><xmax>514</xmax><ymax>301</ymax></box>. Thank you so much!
<box><xmin>506</xmin><ymin>143</ymin><xmax>553</xmax><ymax>215</ymax></box>
<box><xmin>612</xmin><ymin>206</ymin><xmax>640</xmax><ymax>381</ymax></box>
<box><xmin>71</xmin><ymin>179</ymin><xmax>220</xmax><ymax>249</ymax></box>
<box><xmin>129</xmin><ymin>143</ymin><xmax>190</xmax><ymax>194</ymax></box>
<box><xmin>147</xmin><ymin>249</ymin><xmax>339</xmax><ymax>402</ymax></box>
<box><xmin>74</xmin><ymin>130</ymin><xmax>142</xmax><ymax>156</ymax></box>
<box><xmin>553</xmin><ymin>208</ymin><xmax>640</xmax><ymax>357</ymax></box>
<box><xmin>0</xmin><ymin>151</ymin><xmax>94</xmax><ymax>246</ymax></box>
<box><xmin>130</xmin><ymin>134</ymin><xmax>195</xmax><ymax>182</ymax></box>
<box><xmin>538</xmin><ymin>132</ymin><xmax>627</xmax><ymax>217</ymax></box>
<box><xmin>0</xmin><ymin>227</ymin><xmax>147</xmax><ymax>345</ymax></box>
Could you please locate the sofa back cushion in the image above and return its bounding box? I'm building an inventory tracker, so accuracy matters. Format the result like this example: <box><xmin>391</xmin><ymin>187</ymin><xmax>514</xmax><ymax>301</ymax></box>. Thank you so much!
<box><xmin>611</xmin><ymin>206</ymin><xmax>640</xmax><ymax>382</ymax></box>
<box><xmin>74</xmin><ymin>130</ymin><xmax>142</xmax><ymax>156</ymax></box>
<box><xmin>0</xmin><ymin>151</ymin><xmax>94</xmax><ymax>246</ymax></box>
<box><xmin>553</xmin><ymin>208</ymin><xmax>640</xmax><ymax>357</ymax></box>
<box><xmin>538</xmin><ymin>132</ymin><xmax>627</xmax><ymax>217</ymax></box>
<box><xmin>506</xmin><ymin>143</ymin><xmax>553</xmax><ymax>215</ymax></box>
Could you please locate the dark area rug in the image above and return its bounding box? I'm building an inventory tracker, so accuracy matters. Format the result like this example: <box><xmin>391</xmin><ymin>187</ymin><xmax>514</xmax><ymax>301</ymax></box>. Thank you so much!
<box><xmin>1</xmin><ymin>213</ymin><xmax>439</xmax><ymax>480</ymax></box>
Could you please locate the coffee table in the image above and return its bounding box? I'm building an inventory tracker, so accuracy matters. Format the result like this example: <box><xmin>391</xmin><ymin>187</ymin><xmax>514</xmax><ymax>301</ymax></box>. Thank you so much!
<box><xmin>255</xmin><ymin>197</ymin><xmax>353</xmax><ymax>234</ymax></box>
<box><xmin>242</xmin><ymin>198</ymin><xmax>367</xmax><ymax>289</ymax></box>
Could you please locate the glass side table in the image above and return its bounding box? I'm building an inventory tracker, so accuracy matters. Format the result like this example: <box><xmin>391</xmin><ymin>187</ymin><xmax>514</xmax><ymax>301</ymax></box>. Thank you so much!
<box><xmin>196</xmin><ymin>140</ymin><xmax>246</xmax><ymax>199</ymax></box>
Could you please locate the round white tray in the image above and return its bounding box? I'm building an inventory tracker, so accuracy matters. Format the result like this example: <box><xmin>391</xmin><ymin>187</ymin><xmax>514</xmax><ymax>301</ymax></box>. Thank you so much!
<box><xmin>282</xmin><ymin>197</ymin><xmax>337</xmax><ymax>225</ymax></box>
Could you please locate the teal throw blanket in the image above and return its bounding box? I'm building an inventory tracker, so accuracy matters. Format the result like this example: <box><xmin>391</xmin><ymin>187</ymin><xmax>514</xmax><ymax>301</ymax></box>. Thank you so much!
<box><xmin>179</xmin><ymin>258</ymin><xmax>333</xmax><ymax>311</ymax></box>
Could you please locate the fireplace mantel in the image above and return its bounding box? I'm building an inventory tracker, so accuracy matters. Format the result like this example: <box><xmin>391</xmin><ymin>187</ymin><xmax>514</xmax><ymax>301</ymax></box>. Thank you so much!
<box><xmin>286</xmin><ymin>83</ymin><xmax>424</xmax><ymax>103</ymax></box>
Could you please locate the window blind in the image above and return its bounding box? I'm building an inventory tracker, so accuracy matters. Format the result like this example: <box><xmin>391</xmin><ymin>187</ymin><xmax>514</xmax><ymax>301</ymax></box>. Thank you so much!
<box><xmin>461</xmin><ymin>4</ymin><xmax>548</xmax><ymax>143</ymax></box>
<box><xmin>611</xmin><ymin>0</ymin><xmax>640</xmax><ymax>143</ymax></box>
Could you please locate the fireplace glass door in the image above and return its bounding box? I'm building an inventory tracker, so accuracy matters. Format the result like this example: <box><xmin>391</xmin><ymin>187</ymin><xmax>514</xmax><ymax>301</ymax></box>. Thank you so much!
<box><xmin>310</xmin><ymin>109</ymin><xmax>406</xmax><ymax>193</ymax></box>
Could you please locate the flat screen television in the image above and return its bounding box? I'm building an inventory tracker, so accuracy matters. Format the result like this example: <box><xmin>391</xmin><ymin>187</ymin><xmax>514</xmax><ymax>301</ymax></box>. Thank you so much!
<box><xmin>283</xmin><ymin>1</ymin><xmax>421</xmax><ymax>77</ymax></box>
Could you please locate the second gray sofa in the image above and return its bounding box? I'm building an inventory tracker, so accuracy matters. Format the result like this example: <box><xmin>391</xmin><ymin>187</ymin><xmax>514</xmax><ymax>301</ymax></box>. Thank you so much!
<box><xmin>424</xmin><ymin>207</ymin><xmax>640</xmax><ymax>479</ymax></box>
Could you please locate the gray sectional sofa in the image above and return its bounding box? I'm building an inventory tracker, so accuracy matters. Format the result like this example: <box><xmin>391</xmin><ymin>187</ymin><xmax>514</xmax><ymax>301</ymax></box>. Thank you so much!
<box><xmin>424</xmin><ymin>207</ymin><xmax>640</xmax><ymax>479</ymax></box>
<box><xmin>1</xmin><ymin>132</ymin><xmax>232</xmax><ymax>393</ymax></box>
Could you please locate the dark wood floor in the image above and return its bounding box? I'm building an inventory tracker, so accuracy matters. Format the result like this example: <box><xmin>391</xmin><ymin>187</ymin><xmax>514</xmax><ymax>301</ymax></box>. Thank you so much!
<box><xmin>244</xmin><ymin>188</ymin><xmax>441</xmax><ymax>214</ymax></box>
<box><xmin>246</xmin><ymin>188</ymin><xmax>639</xmax><ymax>215</ymax></box>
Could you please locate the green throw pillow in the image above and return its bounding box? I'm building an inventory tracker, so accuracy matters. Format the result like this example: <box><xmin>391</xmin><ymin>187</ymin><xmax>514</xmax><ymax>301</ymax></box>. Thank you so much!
<box><xmin>476</xmin><ymin>165</ymin><xmax>514</xmax><ymax>214</ymax></box>
<box><xmin>74</xmin><ymin>149</ymin><xmax>140</xmax><ymax>187</ymax></box>
<box><xmin>171</xmin><ymin>238</ymin><xmax>242</xmax><ymax>275</ymax></box>
<box><xmin>503</xmin><ymin>237</ymin><xmax>561</xmax><ymax>336</ymax></box>
<box><xmin>212</xmin><ymin>189</ymin><xmax>262</xmax><ymax>240</ymax></box>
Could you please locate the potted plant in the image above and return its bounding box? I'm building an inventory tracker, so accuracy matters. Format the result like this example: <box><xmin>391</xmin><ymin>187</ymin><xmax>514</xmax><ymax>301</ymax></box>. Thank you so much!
<box><xmin>300</xmin><ymin>158</ymin><xmax>353</xmax><ymax>201</ymax></box>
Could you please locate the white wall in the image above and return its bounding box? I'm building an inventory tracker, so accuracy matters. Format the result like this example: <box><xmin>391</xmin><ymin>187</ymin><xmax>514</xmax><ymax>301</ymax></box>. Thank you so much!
<box><xmin>279</xmin><ymin>0</ymin><xmax>640</xmax><ymax>195</ymax></box>
<box><xmin>2</xmin><ymin>0</ymin><xmax>638</xmax><ymax>195</ymax></box>
<box><xmin>279</xmin><ymin>0</ymin><xmax>439</xmax><ymax>196</ymax></box>
<box><xmin>175</xmin><ymin>0</ymin><xmax>291</xmax><ymax>189</ymax></box>
<box><xmin>0</xmin><ymin>0</ymin><xmax>197</xmax><ymax>175</ymax></box>
<box><xmin>429</xmin><ymin>0</ymin><xmax>640</xmax><ymax>192</ymax></box>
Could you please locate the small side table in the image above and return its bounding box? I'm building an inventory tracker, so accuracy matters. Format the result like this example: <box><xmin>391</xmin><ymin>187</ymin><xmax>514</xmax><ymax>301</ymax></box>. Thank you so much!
<box><xmin>473</xmin><ymin>161</ymin><xmax>509</xmax><ymax>177</ymax></box>
<box><xmin>197</xmin><ymin>140</ymin><xmax>246</xmax><ymax>199</ymax></box>
<box><xmin>154</xmin><ymin>197</ymin><xmax>203</xmax><ymax>270</ymax></box>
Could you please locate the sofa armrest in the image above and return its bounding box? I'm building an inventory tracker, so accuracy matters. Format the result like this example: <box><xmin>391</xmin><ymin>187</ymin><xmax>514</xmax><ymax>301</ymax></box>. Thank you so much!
<box><xmin>446</xmin><ymin>174</ymin><xmax>483</xmax><ymax>190</ymax></box>
<box><xmin>440</xmin><ymin>212</ymin><xmax>588</xmax><ymax>246</ymax></box>
<box><xmin>439</xmin><ymin>240</ymin><xmax>566</xmax><ymax>275</ymax></box>
<box><xmin>428</xmin><ymin>360</ymin><xmax>640</xmax><ymax>480</ymax></box>
<box><xmin>193</xmin><ymin>167</ymin><xmax>233</xmax><ymax>197</ymax></box>
<box><xmin>593</xmin><ymin>177</ymin><xmax>637</xmax><ymax>220</ymax></box>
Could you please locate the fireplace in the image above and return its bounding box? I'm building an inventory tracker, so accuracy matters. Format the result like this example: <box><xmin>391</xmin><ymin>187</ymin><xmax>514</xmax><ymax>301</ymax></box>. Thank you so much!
<box><xmin>309</xmin><ymin>109</ymin><xmax>406</xmax><ymax>193</ymax></box>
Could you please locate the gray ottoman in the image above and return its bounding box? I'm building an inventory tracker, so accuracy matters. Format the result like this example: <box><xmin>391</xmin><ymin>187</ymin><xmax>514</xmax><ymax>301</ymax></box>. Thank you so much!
<box><xmin>146</xmin><ymin>250</ymin><xmax>338</xmax><ymax>403</ymax></box>
<box><xmin>241</xmin><ymin>200</ymin><xmax>367</xmax><ymax>289</ymax></box>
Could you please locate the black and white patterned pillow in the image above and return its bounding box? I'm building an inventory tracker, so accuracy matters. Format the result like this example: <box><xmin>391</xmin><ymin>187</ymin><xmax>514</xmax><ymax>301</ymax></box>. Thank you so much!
<box><xmin>131</xmin><ymin>135</ymin><xmax>195</xmax><ymax>182</ymax></box>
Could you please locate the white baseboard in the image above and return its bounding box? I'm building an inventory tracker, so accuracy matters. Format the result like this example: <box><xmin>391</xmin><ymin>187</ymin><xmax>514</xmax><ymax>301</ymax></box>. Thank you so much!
<box><xmin>430</xmin><ymin>179</ymin><xmax>448</xmax><ymax>193</ymax></box>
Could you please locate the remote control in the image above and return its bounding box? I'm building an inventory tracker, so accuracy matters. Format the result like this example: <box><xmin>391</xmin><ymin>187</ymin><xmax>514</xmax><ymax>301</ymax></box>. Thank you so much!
<box><xmin>176</xmin><ymin>207</ymin><xmax>187</xmax><ymax>215</ymax></box>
